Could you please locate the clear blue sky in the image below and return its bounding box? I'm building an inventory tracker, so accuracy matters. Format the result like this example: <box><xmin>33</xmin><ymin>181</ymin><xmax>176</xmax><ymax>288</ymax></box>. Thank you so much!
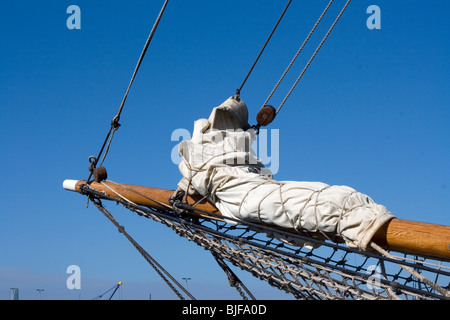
<box><xmin>1</xmin><ymin>0</ymin><xmax>449</xmax><ymax>300</ymax></box>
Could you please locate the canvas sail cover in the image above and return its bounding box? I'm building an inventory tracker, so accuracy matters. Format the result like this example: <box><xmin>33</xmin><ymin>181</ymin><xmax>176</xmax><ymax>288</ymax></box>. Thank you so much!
<box><xmin>177</xmin><ymin>97</ymin><xmax>395</xmax><ymax>250</ymax></box>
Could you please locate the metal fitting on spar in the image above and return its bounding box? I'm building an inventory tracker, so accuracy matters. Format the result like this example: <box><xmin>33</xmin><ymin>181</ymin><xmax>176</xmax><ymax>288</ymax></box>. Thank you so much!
<box><xmin>63</xmin><ymin>179</ymin><xmax>79</xmax><ymax>192</ymax></box>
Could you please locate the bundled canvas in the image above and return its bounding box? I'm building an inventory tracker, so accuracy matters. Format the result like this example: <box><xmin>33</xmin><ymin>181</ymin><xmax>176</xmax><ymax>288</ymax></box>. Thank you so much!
<box><xmin>177</xmin><ymin>97</ymin><xmax>395</xmax><ymax>250</ymax></box>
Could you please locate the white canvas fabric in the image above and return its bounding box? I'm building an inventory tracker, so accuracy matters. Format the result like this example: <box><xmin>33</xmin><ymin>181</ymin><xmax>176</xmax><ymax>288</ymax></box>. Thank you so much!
<box><xmin>177</xmin><ymin>97</ymin><xmax>395</xmax><ymax>250</ymax></box>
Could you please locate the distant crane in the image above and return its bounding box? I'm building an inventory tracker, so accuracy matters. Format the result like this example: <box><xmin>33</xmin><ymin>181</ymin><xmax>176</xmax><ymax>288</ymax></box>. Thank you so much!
<box><xmin>92</xmin><ymin>281</ymin><xmax>122</xmax><ymax>300</ymax></box>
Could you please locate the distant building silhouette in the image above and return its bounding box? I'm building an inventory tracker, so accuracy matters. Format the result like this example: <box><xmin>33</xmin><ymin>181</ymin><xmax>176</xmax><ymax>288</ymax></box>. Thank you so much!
<box><xmin>10</xmin><ymin>288</ymin><xmax>19</xmax><ymax>300</ymax></box>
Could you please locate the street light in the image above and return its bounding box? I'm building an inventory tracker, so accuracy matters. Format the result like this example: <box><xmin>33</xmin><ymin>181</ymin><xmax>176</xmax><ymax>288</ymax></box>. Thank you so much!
<box><xmin>36</xmin><ymin>289</ymin><xmax>44</xmax><ymax>300</ymax></box>
<box><xmin>182</xmin><ymin>277</ymin><xmax>191</xmax><ymax>290</ymax></box>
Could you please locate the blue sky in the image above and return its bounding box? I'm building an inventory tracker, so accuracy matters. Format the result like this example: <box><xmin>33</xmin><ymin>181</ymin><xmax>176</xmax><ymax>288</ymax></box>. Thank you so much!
<box><xmin>1</xmin><ymin>0</ymin><xmax>449</xmax><ymax>300</ymax></box>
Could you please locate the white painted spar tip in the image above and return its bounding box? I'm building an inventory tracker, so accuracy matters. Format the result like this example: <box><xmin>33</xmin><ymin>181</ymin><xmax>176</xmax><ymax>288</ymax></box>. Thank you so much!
<box><xmin>63</xmin><ymin>179</ymin><xmax>79</xmax><ymax>191</ymax></box>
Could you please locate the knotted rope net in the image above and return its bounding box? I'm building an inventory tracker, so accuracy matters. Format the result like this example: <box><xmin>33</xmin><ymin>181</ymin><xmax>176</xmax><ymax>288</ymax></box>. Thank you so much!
<box><xmin>82</xmin><ymin>183</ymin><xmax>450</xmax><ymax>300</ymax></box>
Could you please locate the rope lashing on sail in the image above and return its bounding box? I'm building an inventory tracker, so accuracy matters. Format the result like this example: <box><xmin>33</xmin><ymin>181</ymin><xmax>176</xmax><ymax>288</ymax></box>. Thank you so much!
<box><xmin>109</xmin><ymin>180</ymin><xmax>450</xmax><ymax>298</ymax></box>
<box><xmin>87</xmin><ymin>0</ymin><xmax>170</xmax><ymax>182</ymax></box>
<box><xmin>176</xmin><ymin>97</ymin><xmax>394</xmax><ymax>252</ymax></box>
<box><xmin>77</xmin><ymin>181</ymin><xmax>450</xmax><ymax>300</ymax></box>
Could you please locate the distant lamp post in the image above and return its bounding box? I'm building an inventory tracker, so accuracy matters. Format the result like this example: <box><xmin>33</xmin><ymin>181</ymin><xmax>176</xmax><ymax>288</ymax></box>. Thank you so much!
<box><xmin>182</xmin><ymin>277</ymin><xmax>191</xmax><ymax>290</ymax></box>
<box><xmin>36</xmin><ymin>289</ymin><xmax>44</xmax><ymax>300</ymax></box>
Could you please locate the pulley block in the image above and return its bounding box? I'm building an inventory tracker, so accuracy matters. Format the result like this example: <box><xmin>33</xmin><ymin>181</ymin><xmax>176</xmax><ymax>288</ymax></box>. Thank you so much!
<box><xmin>256</xmin><ymin>105</ymin><xmax>276</xmax><ymax>127</ymax></box>
<box><xmin>92</xmin><ymin>166</ymin><xmax>108</xmax><ymax>182</ymax></box>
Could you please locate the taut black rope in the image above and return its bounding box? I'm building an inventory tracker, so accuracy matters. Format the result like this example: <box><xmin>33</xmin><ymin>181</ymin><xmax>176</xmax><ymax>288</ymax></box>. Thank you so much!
<box><xmin>87</xmin><ymin>0</ymin><xmax>170</xmax><ymax>182</ymax></box>
<box><xmin>235</xmin><ymin>0</ymin><xmax>292</xmax><ymax>99</ymax></box>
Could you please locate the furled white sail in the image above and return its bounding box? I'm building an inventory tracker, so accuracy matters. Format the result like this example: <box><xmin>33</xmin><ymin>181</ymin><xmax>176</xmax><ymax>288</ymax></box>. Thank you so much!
<box><xmin>177</xmin><ymin>97</ymin><xmax>394</xmax><ymax>250</ymax></box>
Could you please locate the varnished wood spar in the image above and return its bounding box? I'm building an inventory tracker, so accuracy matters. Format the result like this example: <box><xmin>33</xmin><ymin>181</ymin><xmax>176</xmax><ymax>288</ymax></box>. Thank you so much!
<box><xmin>65</xmin><ymin>180</ymin><xmax>450</xmax><ymax>261</ymax></box>
<box><xmin>69</xmin><ymin>180</ymin><xmax>221</xmax><ymax>214</ymax></box>
<box><xmin>372</xmin><ymin>219</ymin><xmax>450</xmax><ymax>261</ymax></box>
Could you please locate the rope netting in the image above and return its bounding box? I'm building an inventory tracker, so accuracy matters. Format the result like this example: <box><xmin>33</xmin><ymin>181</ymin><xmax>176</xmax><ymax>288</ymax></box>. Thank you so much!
<box><xmin>81</xmin><ymin>183</ymin><xmax>450</xmax><ymax>300</ymax></box>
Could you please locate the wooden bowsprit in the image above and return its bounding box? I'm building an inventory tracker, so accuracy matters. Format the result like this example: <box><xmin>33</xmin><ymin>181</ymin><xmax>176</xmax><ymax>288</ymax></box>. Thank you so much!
<box><xmin>64</xmin><ymin>179</ymin><xmax>450</xmax><ymax>300</ymax></box>
<box><xmin>64</xmin><ymin>179</ymin><xmax>450</xmax><ymax>262</ymax></box>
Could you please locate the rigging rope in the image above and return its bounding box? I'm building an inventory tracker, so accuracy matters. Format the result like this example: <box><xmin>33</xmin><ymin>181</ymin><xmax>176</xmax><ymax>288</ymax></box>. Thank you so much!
<box><xmin>90</xmin><ymin>196</ymin><xmax>196</xmax><ymax>300</ymax></box>
<box><xmin>235</xmin><ymin>0</ymin><xmax>292</xmax><ymax>98</ymax></box>
<box><xmin>275</xmin><ymin>0</ymin><xmax>351</xmax><ymax>114</ymax></box>
<box><xmin>262</xmin><ymin>0</ymin><xmax>334</xmax><ymax>109</ymax></box>
<box><xmin>87</xmin><ymin>0</ymin><xmax>170</xmax><ymax>181</ymax></box>
<box><xmin>211</xmin><ymin>252</ymin><xmax>256</xmax><ymax>300</ymax></box>
<box><xmin>260</xmin><ymin>0</ymin><xmax>351</xmax><ymax>117</ymax></box>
